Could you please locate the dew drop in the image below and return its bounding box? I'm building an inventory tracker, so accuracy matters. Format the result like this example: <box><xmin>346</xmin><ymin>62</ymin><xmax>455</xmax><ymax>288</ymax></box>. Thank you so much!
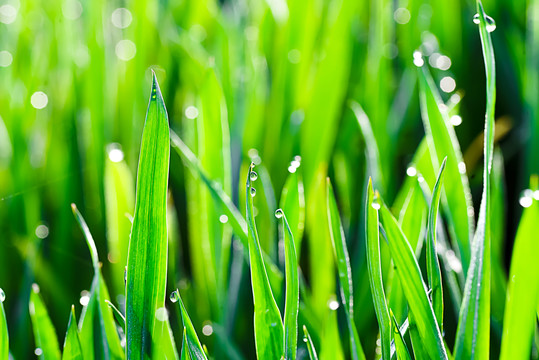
<box><xmin>519</xmin><ymin>189</ymin><xmax>533</xmax><ymax>208</ymax></box>
<box><xmin>327</xmin><ymin>299</ymin><xmax>339</xmax><ymax>310</ymax></box>
<box><xmin>124</xmin><ymin>266</ymin><xmax>127</xmax><ymax>285</ymax></box>
<box><xmin>275</xmin><ymin>209</ymin><xmax>284</xmax><ymax>219</ymax></box>
<box><xmin>0</xmin><ymin>288</ymin><xmax>5</xmax><ymax>302</ymax></box>
<box><xmin>458</xmin><ymin>162</ymin><xmax>467</xmax><ymax>175</ymax></box>
<box><xmin>450</xmin><ymin>115</ymin><xmax>462</xmax><ymax>126</ymax></box>
<box><xmin>303</xmin><ymin>336</ymin><xmax>308</xmax><ymax>343</ymax></box>
<box><xmin>170</xmin><ymin>290</ymin><xmax>180</xmax><ymax>303</ymax></box>
<box><xmin>80</xmin><ymin>290</ymin><xmax>90</xmax><ymax>306</ymax></box>
<box><xmin>250</xmin><ymin>187</ymin><xmax>256</xmax><ymax>197</ymax></box>
<box><xmin>371</xmin><ymin>202</ymin><xmax>381</xmax><ymax>210</ymax></box>
<box><xmin>219</xmin><ymin>214</ymin><xmax>228</xmax><ymax>224</ymax></box>
<box><xmin>486</xmin><ymin>16</ymin><xmax>496</xmax><ymax>32</ymax></box>
<box><xmin>406</xmin><ymin>166</ymin><xmax>417</xmax><ymax>177</ymax></box>
<box><xmin>473</xmin><ymin>13</ymin><xmax>480</xmax><ymax>24</ymax></box>
<box><xmin>34</xmin><ymin>348</ymin><xmax>43</xmax><ymax>356</ymax></box>
<box><xmin>250</xmin><ymin>171</ymin><xmax>258</xmax><ymax>181</ymax></box>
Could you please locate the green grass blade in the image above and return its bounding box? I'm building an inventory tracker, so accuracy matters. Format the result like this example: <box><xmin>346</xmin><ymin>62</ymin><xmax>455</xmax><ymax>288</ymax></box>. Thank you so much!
<box><xmin>500</xmin><ymin>198</ymin><xmax>539</xmax><ymax>359</ymax></box>
<box><xmin>0</xmin><ymin>289</ymin><xmax>7</xmax><ymax>359</ymax></box>
<box><xmin>426</xmin><ymin>158</ymin><xmax>447</xmax><ymax>331</ymax></box>
<box><xmin>454</xmin><ymin>2</ymin><xmax>495</xmax><ymax>358</ymax></box>
<box><xmin>180</xmin><ymin>329</ymin><xmax>191</xmax><ymax>360</ymax></box>
<box><xmin>280</xmin><ymin>167</ymin><xmax>305</xmax><ymax>261</ymax></box>
<box><xmin>365</xmin><ymin>178</ymin><xmax>391</xmax><ymax>360</ymax></box>
<box><xmin>126</xmin><ymin>73</ymin><xmax>170</xmax><ymax>358</ymax></box>
<box><xmin>172</xmin><ymin>290</ymin><xmax>208</xmax><ymax>360</ymax></box>
<box><xmin>390</xmin><ymin>312</ymin><xmax>411</xmax><ymax>360</ymax></box>
<box><xmin>29</xmin><ymin>284</ymin><xmax>61</xmax><ymax>360</ymax></box>
<box><xmin>278</xmin><ymin>211</ymin><xmax>299</xmax><ymax>360</ymax></box>
<box><xmin>326</xmin><ymin>178</ymin><xmax>365</xmax><ymax>360</ymax></box>
<box><xmin>378</xmin><ymin>201</ymin><xmax>447</xmax><ymax>360</ymax></box>
<box><xmin>246</xmin><ymin>163</ymin><xmax>284</xmax><ymax>359</ymax></box>
<box><xmin>105</xmin><ymin>300</ymin><xmax>126</xmax><ymax>333</ymax></box>
<box><xmin>303</xmin><ymin>325</ymin><xmax>319</xmax><ymax>360</ymax></box>
<box><xmin>62</xmin><ymin>306</ymin><xmax>83</xmax><ymax>360</ymax></box>
<box><xmin>417</xmin><ymin>65</ymin><xmax>473</xmax><ymax>274</ymax></box>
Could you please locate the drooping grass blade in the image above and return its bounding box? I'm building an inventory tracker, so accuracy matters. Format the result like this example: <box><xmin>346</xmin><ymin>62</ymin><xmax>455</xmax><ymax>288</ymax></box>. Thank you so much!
<box><xmin>303</xmin><ymin>325</ymin><xmax>319</xmax><ymax>360</ymax></box>
<box><xmin>277</xmin><ymin>210</ymin><xmax>299</xmax><ymax>360</ymax></box>
<box><xmin>126</xmin><ymin>73</ymin><xmax>170</xmax><ymax>358</ymax></box>
<box><xmin>246</xmin><ymin>163</ymin><xmax>284</xmax><ymax>359</ymax></box>
<box><xmin>62</xmin><ymin>306</ymin><xmax>83</xmax><ymax>360</ymax></box>
<box><xmin>0</xmin><ymin>289</ymin><xmax>7</xmax><ymax>359</ymax></box>
<box><xmin>171</xmin><ymin>290</ymin><xmax>208</xmax><ymax>360</ymax></box>
<box><xmin>29</xmin><ymin>284</ymin><xmax>61</xmax><ymax>360</ymax></box>
<box><xmin>500</xmin><ymin>197</ymin><xmax>539</xmax><ymax>359</ymax></box>
<box><xmin>365</xmin><ymin>179</ymin><xmax>391</xmax><ymax>360</ymax></box>
<box><xmin>426</xmin><ymin>158</ymin><xmax>447</xmax><ymax>330</ymax></box>
<box><xmin>327</xmin><ymin>179</ymin><xmax>365</xmax><ymax>360</ymax></box>
<box><xmin>378</xmin><ymin>201</ymin><xmax>447</xmax><ymax>359</ymax></box>
<box><xmin>454</xmin><ymin>2</ymin><xmax>495</xmax><ymax>358</ymax></box>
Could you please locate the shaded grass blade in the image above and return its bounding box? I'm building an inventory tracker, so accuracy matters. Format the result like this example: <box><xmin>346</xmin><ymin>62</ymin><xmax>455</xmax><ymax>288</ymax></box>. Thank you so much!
<box><xmin>279</xmin><ymin>211</ymin><xmax>299</xmax><ymax>360</ymax></box>
<box><xmin>126</xmin><ymin>73</ymin><xmax>170</xmax><ymax>358</ymax></box>
<box><xmin>280</xmin><ymin>167</ymin><xmax>305</xmax><ymax>261</ymax></box>
<box><xmin>172</xmin><ymin>290</ymin><xmax>208</xmax><ymax>360</ymax></box>
<box><xmin>500</xmin><ymin>198</ymin><xmax>539</xmax><ymax>359</ymax></box>
<box><xmin>303</xmin><ymin>325</ymin><xmax>319</xmax><ymax>360</ymax></box>
<box><xmin>326</xmin><ymin>179</ymin><xmax>366</xmax><ymax>360</ymax></box>
<box><xmin>0</xmin><ymin>290</ymin><xmax>7</xmax><ymax>359</ymax></box>
<box><xmin>62</xmin><ymin>306</ymin><xmax>83</xmax><ymax>360</ymax></box>
<box><xmin>426</xmin><ymin>158</ymin><xmax>447</xmax><ymax>330</ymax></box>
<box><xmin>391</xmin><ymin>312</ymin><xmax>411</xmax><ymax>360</ymax></box>
<box><xmin>378</xmin><ymin>200</ymin><xmax>447</xmax><ymax>359</ymax></box>
<box><xmin>365</xmin><ymin>178</ymin><xmax>391</xmax><ymax>360</ymax></box>
<box><xmin>454</xmin><ymin>2</ymin><xmax>495</xmax><ymax>358</ymax></box>
<box><xmin>29</xmin><ymin>284</ymin><xmax>61</xmax><ymax>360</ymax></box>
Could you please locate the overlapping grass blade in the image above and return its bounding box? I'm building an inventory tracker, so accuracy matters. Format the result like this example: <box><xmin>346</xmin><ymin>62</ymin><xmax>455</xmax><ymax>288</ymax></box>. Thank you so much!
<box><xmin>326</xmin><ymin>179</ymin><xmax>365</xmax><ymax>360</ymax></box>
<box><xmin>246</xmin><ymin>163</ymin><xmax>284</xmax><ymax>359</ymax></box>
<box><xmin>365</xmin><ymin>179</ymin><xmax>390</xmax><ymax>359</ymax></box>
<box><xmin>418</xmin><ymin>62</ymin><xmax>473</xmax><ymax>274</ymax></box>
<box><xmin>378</xmin><ymin>200</ymin><xmax>447</xmax><ymax>359</ymax></box>
<box><xmin>500</xmin><ymin>197</ymin><xmax>539</xmax><ymax>359</ymax></box>
<box><xmin>278</xmin><ymin>211</ymin><xmax>299</xmax><ymax>360</ymax></box>
<box><xmin>180</xmin><ymin>329</ymin><xmax>190</xmax><ymax>360</ymax></box>
<box><xmin>29</xmin><ymin>284</ymin><xmax>61</xmax><ymax>360</ymax></box>
<box><xmin>126</xmin><ymin>73</ymin><xmax>170</xmax><ymax>358</ymax></box>
<box><xmin>303</xmin><ymin>325</ymin><xmax>319</xmax><ymax>360</ymax></box>
<box><xmin>172</xmin><ymin>290</ymin><xmax>208</xmax><ymax>360</ymax></box>
<box><xmin>62</xmin><ymin>306</ymin><xmax>83</xmax><ymax>360</ymax></box>
<box><xmin>390</xmin><ymin>312</ymin><xmax>411</xmax><ymax>360</ymax></box>
<box><xmin>0</xmin><ymin>289</ymin><xmax>7</xmax><ymax>359</ymax></box>
<box><xmin>454</xmin><ymin>2</ymin><xmax>495</xmax><ymax>358</ymax></box>
<box><xmin>425</xmin><ymin>158</ymin><xmax>447</xmax><ymax>330</ymax></box>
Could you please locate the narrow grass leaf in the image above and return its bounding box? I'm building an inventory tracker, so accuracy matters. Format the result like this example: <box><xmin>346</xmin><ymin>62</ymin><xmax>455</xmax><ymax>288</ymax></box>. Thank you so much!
<box><xmin>378</xmin><ymin>200</ymin><xmax>447</xmax><ymax>360</ymax></box>
<box><xmin>500</xmin><ymin>198</ymin><xmax>539</xmax><ymax>359</ymax></box>
<box><xmin>280</xmin><ymin>167</ymin><xmax>305</xmax><ymax>261</ymax></box>
<box><xmin>62</xmin><ymin>306</ymin><xmax>83</xmax><ymax>360</ymax></box>
<box><xmin>278</xmin><ymin>211</ymin><xmax>299</xmax><ymax>360</ymax></box>
<box><xmin>390</xmin><ymin>312</ymin><xmax>411</xmax><ymax>360</ymax></box>
<box><xmin>303</xmin><ymin>325</ymin><xmax>319</xmax><ymax>360</ymax></box>
<box><xmin>246</xmin><ymin>163</ymin><xmax>284</xmax><ymax>359</ymax></box>
<box><xmin>327</xmin><ymin>179</ymin><xmax>366</xmax><ymax>360</ymax></box>
<box><xmin>365</xmin><ymin>178</ymin><xmax>391</xmax><ymax>360</ymax></box>
<box><xmin>126</xmin><ymin>73</ymin><xmax>170</xmax><ymax>358</ymax></box>
<box><xmin>180</xmin><ymin>329</ymin><xmax>191</xmax><ymax>360</ymax></box>
<box><xmin>0</xmin><ymin>289</ymin><xmax>7</xmax><ymax>359</ymax></box>
<box><xmin>426</xmin><ymin>158</ymin><xmax>447</xmax><ymax>330</ymax></box>
<box><xmin>105</xmin><ymin>300</ymin><xmax>126</xmax><ymax>333</ymax></box>
<box><xmin>454</xmin><ymin>2</ymin><xmax>495</xmax><ymax>358</ymax></box>
<box><xmin>29</xmin><ymin>284</ymin><xmax>61</xmax><ymax>360</ymax></box>
<box><xmin>172</xmin><ymin>290</ymin><xmax>208</xmax><ymax>360</ymax></box>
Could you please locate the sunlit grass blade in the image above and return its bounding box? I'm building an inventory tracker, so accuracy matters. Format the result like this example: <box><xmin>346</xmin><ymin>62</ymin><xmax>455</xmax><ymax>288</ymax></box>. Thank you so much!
<box><xmin>62</xmin><ymin>306</ymin><xmax>83</xmax><ymax>360</ymax></box>
<box><xmin>390</xmin><ymin>312</ymin><xmax>411</xmax><ymax>360</ymax></box>
<box><xmin>171</xmin><ymin>290</ymin><xmax>208</xmax><ymax>360</ymax></box>
<box><xmin>418</xmin><ymin>63</ymin><xmax>473</xmax><ymax>274</ymax></box>
<box><xmin>378</xmin><ymin>200</ymin><xmax>447</xmax><ymax>359</ymax></box>
<box><xmin>246</xmin><ymin>163</ymin><xmax>284</xmax><ymax>359</ymax></box>
<box><xmin>0</xmin><ymin>289</ymin><xmax>7</xmax><ymax>359</ymax></box>
<box><xmin>280</xmin><ymin>166</ymin><xmax>305</xmax><ymax>260</ymax></box>
<box><xmin>500</xmin><ymin>196</ymin><xmax>539</xmax><ymax>359</ymax></box>
<box><xmin>278</xmin><ymin>210</ymin><xmax>299</xmax><ymax>360</ymax></box>
<box><xmin>29</xmin><ymin>284</ymin><xmax>61</xmax><ymax>360</ymax></box>
<box><xmin>327</xmin><ymin>178</ymin><xmax>365</xmax><ymax>360</ymax></box>
<box><xmin>126</xmin><ymin>73</ymin><xmax>170</xmax><ymax>358</ymax></box>
<box><xmin>105</xmin><ymin>300</ymin><xmax>126</xmax><ymax>333</ymax></box>
<box><xmin>303</xmin><ymin>325</ymin><xmax>319</xmax><ymax>360</ymax></box>
<box><xmin>426</xmin><ymin>157</ymin><xmax>446</xmax><ymax>330</ymax></box>
<box><xmin>454</xmin><ymin>2</ymin><xmax>495</xmax><ymax>358</ymax></box>
<box><xmin>365</xmin><ymin>178</ymin><xmax>391</xmax><ymax>360</ymax></box>
<box><xmin>180</xmin><ymin>329</ymin><xmax>190</xmax><ymax>360</ymax></box>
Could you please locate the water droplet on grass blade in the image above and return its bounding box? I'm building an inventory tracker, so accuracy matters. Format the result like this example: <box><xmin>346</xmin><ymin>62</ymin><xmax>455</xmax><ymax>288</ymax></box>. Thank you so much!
<box><xmin>473</xmin><ymin>13</ymin><xmax>480</xmax><ymax>24</ymax></box>
<box><xmin>406</xmin><ymin>166</ymin><xmax>417</xmax><ymax>177</ymax></box>
<box><xmin>250</xmin><ymin>187</ymin><xmax>256</xmax><ymax>197</ymax></box>
<box><xmin>170</xmin><ymin>290</ymin><xmax>180</xmax><ymax>303</ymax></box>
<box><xmin>371</xmin><ymin>202</ymin><xmax>381</xmax><ymax>210</ymax></box>
<box><xmin>328</xmin><ymin>299</ymin><xmax>339</xmax><ymax>310</ymax></box>
<box><xmin>250</xmin><ymin>171</ymin><xmax>258</xmax><ymax>181</ymax></box>
<box><xmin>0</xmin><ymin>288</ymin><xmax>5</xmax><ymax>302</ymax></box>
<box><xmin>80</xmin><ymin>290</ymin><xmax>90</xmax><ymax>306</ymax></box>
<box><xmin>519</xmin><ymin>189</ymin><xmax>533</xmax><ymax>208</ymax></box>
<box><xmin>275</xmin><ymin>209</ymin><xmax>283</xmax><ymax>219</ymax></box>
<box><xmin>473</xmin><ymin>13</ymin><xmax>496</xmax><ymax>32</ymax></box>
<box><xmin>34</xmin><ymin>348</ymin><xmax>43</xmax><ymax>356</ymax></box>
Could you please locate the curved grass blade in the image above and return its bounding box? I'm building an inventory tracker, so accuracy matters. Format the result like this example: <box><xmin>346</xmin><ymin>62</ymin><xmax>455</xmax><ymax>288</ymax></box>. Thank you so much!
<box><xmin>378</xmin><ymin>200</ymin><xmax>447</xmax><ymax>360</ymax></box>
<box><xmin>29</xmin><ymin>284</ymin><xmax>61</xmax><ymax>360</ymax></box>
<box><xmin>172</xmin><ymin>290</ymin><xmax>208</xmax><ymax>360</ymax></box>
<box><xmin>0</xmin><ymin>289</ymin><xmax>7</xmax><ymax>359</ymax></box>
<box><xmin>390</xmin><ymin>312</ymin><xmax>411</xmax><ymax>360</ymax></box>
<box><xmin>500</xmin><ymin>198</ymin><xmax>539</xmax><ymax>359</ymax></box>
<box><xmin>278</xmin><ymin>210</ymin><xmax>299</xmax><ymax>360</ymax></box>
<box><xmin>454</xmin><ymin>2</ymin><xmax>495</xmax><ymax>358</ymax></box>
<box><xmin>246</xmin><ymin>163</ymin><xmax>284</xmax><ymax>359</ymax></box>
<box><xmin>303</xmin><ymin>325</ymin><xmax>319</xmax><ymax>360</ymax></box>
<box><xmin>62</xmin><ymin>306</ymin><xmax>83</xmax><ymax>360</ymax></box>
<box><xmin>426</xmin><ymin>158</ymin><xmax>447</xmax><ymax>331</ymax></box>
<box><xmin>126</xmin><ymin>73</ymin><xmax>170</xmax><ymax>358</ymax></box>
<box><xmin>418</xmin><ymin>64</ymin><xmax>473</xmax><ymax>274</ymax></box>
<box><xmin>326</xmin><ymin>179</ymin><xmax>366</xmax><ymax>360</ymax></box>
<box><xmin>280</xmin><ymin>167</ymin><xmax>305</xmax><ymax>261</ymax></box>
<box><xmin>105</xmin><ymin>300</ymin><xmax>126</xmax><ymax>333</ymax></box>
<box><xmin>365</xmin><ymin>178</ymin><xmax>391</xmax><ymax>360</ymax></box>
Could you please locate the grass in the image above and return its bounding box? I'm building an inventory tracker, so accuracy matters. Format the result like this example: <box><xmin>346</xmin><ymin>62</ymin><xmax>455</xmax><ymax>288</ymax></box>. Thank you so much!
<box><xmin>0</xmin><ymin>0</ymin><xmax>539</xmax><ymax>359</ymax></box>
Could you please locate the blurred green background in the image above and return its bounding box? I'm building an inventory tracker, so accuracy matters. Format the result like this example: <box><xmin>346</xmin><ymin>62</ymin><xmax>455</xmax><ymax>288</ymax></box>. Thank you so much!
<box><xmin>0</xmin><ymin>0</ymin><xmax>537</xmax><ymax>358</ymax></box>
